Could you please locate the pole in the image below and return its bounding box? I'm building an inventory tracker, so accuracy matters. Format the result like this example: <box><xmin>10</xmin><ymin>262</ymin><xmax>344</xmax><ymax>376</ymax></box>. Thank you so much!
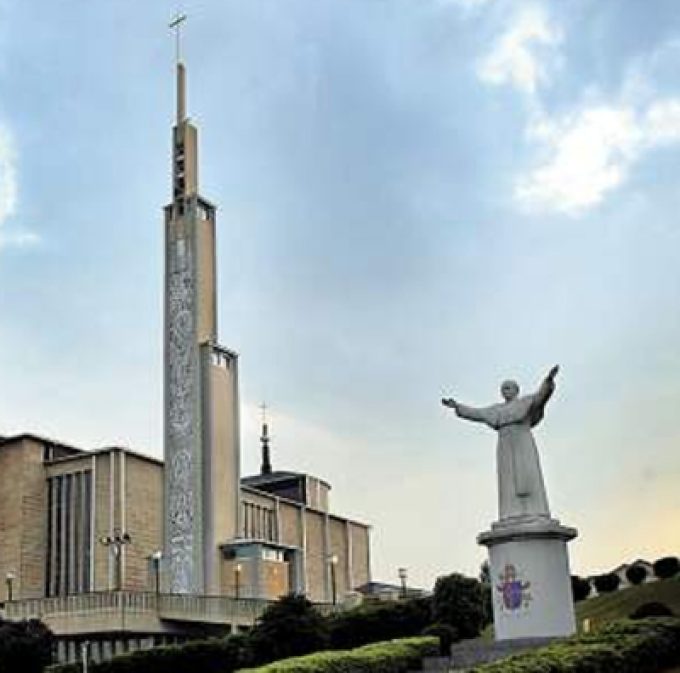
<box><xmin>155</xmin><ymin>558</ymin><xmax>161</xmax><ymax>598</ymax></box>
<box><xmin>116</xmin><ymin>547</ymin><xmax>122</xmax><ymax>591</ymax></box>
<box><xmin>330</xmin><ymin>562</ymin><xmax>337</xmax><ymax>606</ymax></box>
<box><xmin>235</xmin><ymin>564</ymin><xmax>241</xmax><ymax>600</ymax></box>
<box><xmin>398</xmin><ymin>568</ymin><xmax>407</xmax><ymax>600</ymax></box>
<box><xmin>81</xmin><ymin>641</ymin><xmax>89</xmax><ymax>673</ymax></box>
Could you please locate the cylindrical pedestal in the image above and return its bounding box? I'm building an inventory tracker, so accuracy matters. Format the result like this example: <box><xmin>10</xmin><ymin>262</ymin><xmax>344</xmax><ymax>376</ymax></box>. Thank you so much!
<box><xmin>478</xmin><ymin>517</ymin><xmax>578</xmax><ymax>641</ymax></box>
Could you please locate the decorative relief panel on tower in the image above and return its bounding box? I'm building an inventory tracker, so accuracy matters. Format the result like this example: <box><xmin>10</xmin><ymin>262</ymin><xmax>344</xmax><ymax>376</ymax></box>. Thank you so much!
<box><xmin>167</xmin><ymin>235</ymin><xmax>198</xmax><ymax>593</ymax></box>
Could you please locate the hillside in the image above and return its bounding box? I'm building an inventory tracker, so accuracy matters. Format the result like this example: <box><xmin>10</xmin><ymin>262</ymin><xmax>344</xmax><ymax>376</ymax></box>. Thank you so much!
<box><xmin>575</xmin><ymin>578</ymin><xmax>680</xmax><ymax>628</ymax></box>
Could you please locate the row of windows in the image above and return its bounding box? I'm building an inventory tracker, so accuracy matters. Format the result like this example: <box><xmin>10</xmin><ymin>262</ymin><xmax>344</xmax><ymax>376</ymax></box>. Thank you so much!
<box><xmin>242</xmin><ymin>502</ymin><xmax>277</xmax><ymax>542</ymax></box>
<box><xmin>46</xmin><ymin>472</ymin><xmax>93</xmax><ymax>596</ymax></box>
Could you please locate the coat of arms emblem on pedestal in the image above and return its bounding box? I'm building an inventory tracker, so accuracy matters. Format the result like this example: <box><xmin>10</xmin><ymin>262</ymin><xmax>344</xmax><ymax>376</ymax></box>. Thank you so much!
<box><xmin>497</xmin><ymin>563</ymin><xmax>532</xmax><ymax>611</ymax></box>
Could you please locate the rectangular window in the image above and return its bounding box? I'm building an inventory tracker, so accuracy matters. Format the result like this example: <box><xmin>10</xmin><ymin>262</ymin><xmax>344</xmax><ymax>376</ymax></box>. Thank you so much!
<box><xmin>46</xmin><ymin>471</ymin><xmax>93</xmax><ymax>596</ymax></box>
<box><xmin>83</xmin><ymin>471</ymin><xmax>92</xmax><ymax>591</ymax></box>
<box><xmin>63</xmin><ymin>474</ymin><xmax>71</xmax><ymax>594</ymax></box>
<box><xmin>55</xmin><ymin>476</ymin><xmax>63</xmax><ymax>595</ymax></box>
<box><xmin>45</xmin><ymin>478</ymin><xmax>53</xmax><ymax>596</ymax></box>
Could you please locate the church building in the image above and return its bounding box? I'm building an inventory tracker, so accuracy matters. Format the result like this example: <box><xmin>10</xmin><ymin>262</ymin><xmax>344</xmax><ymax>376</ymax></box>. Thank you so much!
<box><xmin>0</xmin><ymin>39</ymin><xmax>371</xmax><ymax>664</ymax></box>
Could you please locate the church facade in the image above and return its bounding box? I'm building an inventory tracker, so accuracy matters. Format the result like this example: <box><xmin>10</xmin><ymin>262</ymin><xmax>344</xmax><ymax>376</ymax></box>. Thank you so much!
<box><xmin>0</xmin><ymin>46</ymin><xmax>370</xmax><ymax>664</ymax></box>
<box><xmin>0</xmin><ymin>433</ymin><xmax>369</xmax><ymax>606</ymax></box>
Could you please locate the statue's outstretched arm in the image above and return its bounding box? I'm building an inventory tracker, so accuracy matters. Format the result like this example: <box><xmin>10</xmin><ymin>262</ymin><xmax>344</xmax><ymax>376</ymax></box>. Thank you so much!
<box><xmin>442</xmin><ymin>397</ymin><xmax>495</xmax><ymax>425</ymax></box>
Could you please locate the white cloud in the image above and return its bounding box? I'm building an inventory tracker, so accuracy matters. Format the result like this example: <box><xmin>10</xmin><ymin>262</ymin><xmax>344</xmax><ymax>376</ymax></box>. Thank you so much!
<box><xmin>0</xmin><ymin>123</ymin><xmax>17</xmax><ymax>226</ymax></box>
<box><xmin>0</xmin><ymin>228</ymin><xmax>41</xmax><ymax>248</ymax></box>
<box><xmin>515</xmin><ymin>98</ymin><xmax>680</xmax><ymax>215</ymax></box>
<box><xmin>0</xmin><ymin>121</ymin><xmax>41</xmax><ymax>249</ymax></box>
<box><xmin>477</xmin><ymin>5</ymin><xmax>561</xmax><ymax>94</ymax></box>
<box><xmin>644</xmin><ymin>99</ymin><xmax>680</xmax><ymax>144</ymax></box>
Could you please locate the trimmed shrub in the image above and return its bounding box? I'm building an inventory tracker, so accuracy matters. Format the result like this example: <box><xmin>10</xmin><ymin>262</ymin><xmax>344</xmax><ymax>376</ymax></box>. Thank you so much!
<box><xmin>625</xmin><ymin>564</ymin><xmax>648</xmax><ymax>586</ymax></box>
<box><xmin>248</xmin><ymin>594</ymin><xmax>329</xmax><ymax>665</ymax></box>
<box><xmin>654</xmin><ymin>556</ymin><xmax>680</xmax><ymax>580</ymax></box>
<box><xmin>571</xmin><ymin>575</ymin><xmax>591</xmax><ymax>602</ymax></box>
<box><xmin>631</xmin><ymin>602</ymin><xmax>675</xmax><ymax>619</ymax></box>
<box><xmin>327</xmin><ymin>598</ymin><xmax>431</xmax><ymax>650</ymax></box>
<box><xmin>468</xmin><ymin>618</ymin><xmax>680</xmax><ymax>672</ymax></box>
<box><xmin>238</xmin><ymin>636</ymin><xmax>438</xmax><ymax>673</ymax></box>
<box><xmin>593</xmin><ymin>572</ymin><xmax>620</xmax><ymax>594</ymax></box>
<box><xmin>432</xmin><ymin>573</ymin><xmax>486</xmax><ymax>639</ymax></box>
<box><xmin>47</xmin><ymin>634</ymin><xmax>251</xmax><ymax>673</ymax></box>
<box><xmin>421</xmin><ymin>623</ymin><xmax>458</xmax><ymax>656</ymax></box>
<box><xmin>0</xmin><ymin>617</ymin><xmax>54</xmax><ymax>673</ymax></box>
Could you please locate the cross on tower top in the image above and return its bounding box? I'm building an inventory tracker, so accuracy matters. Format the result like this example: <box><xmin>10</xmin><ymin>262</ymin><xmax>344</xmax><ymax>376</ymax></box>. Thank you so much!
<box><xmin>169</xmin><ymin>12</ymin><xmax>187</xmax><ymax>64</ymax></box>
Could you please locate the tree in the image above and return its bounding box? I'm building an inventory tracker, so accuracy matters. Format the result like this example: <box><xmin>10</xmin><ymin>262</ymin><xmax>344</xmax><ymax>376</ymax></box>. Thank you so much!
<box><xmin>625</xmin><ymin>564</ymin><xmax>648</xmax><ymax>586</ymax></box>
<box><xmin>247</xmin><ymin>594</ymin><xmax>328</xmax><ymax>665</ymax></box>
<box><xmin>571</xmin><ymin>575</ymin><xmax>591</xmax><ymax>602</ymax></box>
<box><xmin>653</xmin><ymin>557</ymin><xmax>680</xmax><ymax>580</ymax></box>
<box><xmin>593</xmin><ymin>573</ymin><xmax>620</xmax><ymax>594</ymax></box>
<box><xmin>432</xmin><ymin>573</ymin><xmax>486</xmax><ymax>640</ymax></box>
<box><xmin>0</xmin><ymin>618</ymin><xmax>54</xmax><ymax>673</ymax></box>
<box><xmin>479</xmin><ymin>561</ymin><xmax>491</xmax><ymax>585</ymax></box>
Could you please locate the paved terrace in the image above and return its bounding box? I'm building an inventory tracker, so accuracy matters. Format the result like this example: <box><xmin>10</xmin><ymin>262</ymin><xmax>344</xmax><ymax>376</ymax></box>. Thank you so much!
<box><xmin>2</xmin><ymin>592</ymin><xmax>336</xmax><ymax>636</ymax></box>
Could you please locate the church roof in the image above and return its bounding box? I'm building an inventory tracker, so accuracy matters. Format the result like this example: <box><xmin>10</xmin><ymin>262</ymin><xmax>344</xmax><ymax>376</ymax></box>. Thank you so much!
<box><xmin>0</xmin><ymin>432</ymin><xmax>84</xmax><ymax>454</ymax></box>
<box><xmin>241</xmin><ymin>470</ymin><xmax>331</xmax><ymax>490</ymax></box>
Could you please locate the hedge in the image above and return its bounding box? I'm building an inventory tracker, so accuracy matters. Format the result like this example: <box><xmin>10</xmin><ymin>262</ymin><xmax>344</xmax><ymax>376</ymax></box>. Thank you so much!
<box><xmin>46</xmin><ymin>633</ymin><xmax>252</xmax><ymax>673</ymax></box>
<box><xmin>468</xmin><ymin>618</ymin><xmax>680</xmax><ymax>673</ymax></box>
<box><xmin>236</xmin><ymin>636</ymin><xmax>438</xmax><ymax>673</ymax></box>
<box><xmin>327</xmin><ymin>599</ymin><xmax>432</xmax><ymax>650</ymax></box>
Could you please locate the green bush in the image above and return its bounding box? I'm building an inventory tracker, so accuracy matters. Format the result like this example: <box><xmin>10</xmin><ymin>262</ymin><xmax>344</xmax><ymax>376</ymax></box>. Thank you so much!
<box><xmin>238</xmin><ymin>636</ymin><xmax>438</xmax><ymax>673</ymax></box>
<box><xmin>432</xmin><ymin>573</ymin><xmax>486</xmax><ymax>639</ymax></box>
<box><xmin>421</xmin><ymin>623</ymin><xmax>459</xmax><ymax>656</ymax></box>
<box><xmin>592</xmin><ymin>572</ymin><xmax>620</xmax><ymax>593</ymax></box>
<box><xmin>468</xmin><ymin>618</ymin><xmax>680</xmax><ymax>672</ymax></box>
<box><xmin>570</xmin><ymin>575</ymin><xmax>591</xmax><ymax>602</ymax></box>
<box><xmin>625</xmin><ymin>564</ymin><xmax>648</xmax><ymax>586</ymax></box>
<box><xmin>630</xmin><ymin>602</ymin><xmax>674</xmax><ymax>619</ymax></box>
<box><xmin>327</xmin><ymin>598</ymin><xmax>431</xmax><ymax>650</ymax></box>
<box><xmin>248</xmin><ymin>594</ymin><xmax>329</xmax><ymax>665</ymax></box>
<box><xmin>0</xmin><ymin>617</ymin><xmax>54</xmax><ymax>673</ymax></box>
<box><xmin>654</xmin><ymin>556</ymin><xmax>680</xmax><ymax>580</ymax></box>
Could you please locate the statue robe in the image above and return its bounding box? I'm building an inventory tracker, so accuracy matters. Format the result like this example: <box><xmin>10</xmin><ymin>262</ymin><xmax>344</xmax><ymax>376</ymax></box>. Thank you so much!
<box><xmin>455</xmin><ymin>377</ymin><xmax>554</xmax><ymax>521</ymax></box>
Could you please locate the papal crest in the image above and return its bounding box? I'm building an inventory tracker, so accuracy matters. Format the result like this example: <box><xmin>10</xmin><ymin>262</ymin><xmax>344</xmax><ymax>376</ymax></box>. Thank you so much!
<box><xmin>496</xmin><ymin>563</ymin><xmax>531</xmax><ymax>611</ymax></box>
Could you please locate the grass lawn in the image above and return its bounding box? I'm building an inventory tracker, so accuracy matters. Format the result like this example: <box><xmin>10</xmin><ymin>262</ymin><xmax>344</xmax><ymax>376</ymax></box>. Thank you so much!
<box><xmin>575</xmin><ymin>577</ymin><xmax>680</xmax><ymax>631</ymax></box>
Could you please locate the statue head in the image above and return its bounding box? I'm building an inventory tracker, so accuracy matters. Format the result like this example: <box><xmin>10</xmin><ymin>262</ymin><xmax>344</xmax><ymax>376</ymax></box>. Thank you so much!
<box><xmin>500</xmin><ymin>380</ymin><xmax>520</xmax><ymax>401</ymax></box>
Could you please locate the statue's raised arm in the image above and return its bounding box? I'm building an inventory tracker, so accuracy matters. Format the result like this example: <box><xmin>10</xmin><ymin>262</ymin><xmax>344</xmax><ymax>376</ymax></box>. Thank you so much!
<box><xmin>530</xmin><ymin>365</ymin><xmax>559</xmax><ymax>426</ymax></box>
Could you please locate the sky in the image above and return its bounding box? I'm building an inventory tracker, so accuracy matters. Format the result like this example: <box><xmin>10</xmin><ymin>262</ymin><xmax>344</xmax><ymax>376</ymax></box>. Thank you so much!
<box><xmin>1</xmin><ymin>0</ymin><xmax>680</xmax><ymax>590</ymax></box>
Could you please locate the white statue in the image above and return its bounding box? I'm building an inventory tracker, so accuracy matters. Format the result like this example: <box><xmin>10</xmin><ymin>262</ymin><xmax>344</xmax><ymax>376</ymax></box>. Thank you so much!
<box><xmin>442</xmin><ymin>366</ymin><xmax>559</xmax><ymax>521</ymax></box>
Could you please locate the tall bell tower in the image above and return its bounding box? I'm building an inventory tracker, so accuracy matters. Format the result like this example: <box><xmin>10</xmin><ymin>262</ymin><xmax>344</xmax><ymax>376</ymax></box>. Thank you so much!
<box><xmin>164</xmin><ymin>18</ymin><xmax>241</xmax><ymax>595</ymax></box>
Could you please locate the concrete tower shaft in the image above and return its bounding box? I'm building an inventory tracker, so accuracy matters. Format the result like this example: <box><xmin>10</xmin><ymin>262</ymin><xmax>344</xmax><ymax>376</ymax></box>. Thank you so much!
<box><xmin>163</xmin><ymin>54</ymin><xmax>241</xmax><ymax>596</ymax></box>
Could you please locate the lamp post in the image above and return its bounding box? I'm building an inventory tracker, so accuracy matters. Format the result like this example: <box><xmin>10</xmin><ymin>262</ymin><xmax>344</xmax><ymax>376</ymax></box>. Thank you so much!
<box><xmin>99</xmin><ymin>531</ymin><xmax>132</xmax><ymax>591</ymax></box>
<box><xmin>81</xmin><ymin>641</ymin><xmax>90</xmax><ymax>673</ymax></box>
<box><xmin>234</xmin><ymin>562</ymin><xmax>242</xmax><ymax>600</ymax></box>
<box><xmin>151</xmin><ymin>550</ymin><xmax>163</xmax><ymax>598</ymax></box>
<box><xmin>398</xmin><ymin>567</ymin><xmax>408</xmax><ymax>600</ymax></box>
<box><xmin>329</xmin><ymin>554</ymin><xmax>338</xmax><ymax>606</ymax></box>
<box><xmin>5</xmin><ymin>571</ymin><xmax>16</xmax><ymax>602</ymax></box>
